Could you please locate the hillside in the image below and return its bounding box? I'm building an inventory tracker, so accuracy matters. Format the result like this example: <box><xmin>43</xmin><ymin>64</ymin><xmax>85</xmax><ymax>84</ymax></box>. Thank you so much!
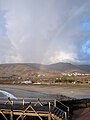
<box><xmin>0</xmin><ymin>63</ymin><xmax>90</xmax><ymax>76</ymax></box>
<box><xmin>0</xmin><ymin>62</ymin><xmax>90</xmax><ymax>84</ymax></box>
<box><xmin>44</xmin><ymin>63</ymin><xmax>80</xmax><ymax>72</ymax></box>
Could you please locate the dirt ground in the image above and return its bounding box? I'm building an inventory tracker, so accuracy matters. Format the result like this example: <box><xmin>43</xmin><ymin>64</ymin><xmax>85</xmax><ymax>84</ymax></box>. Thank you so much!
<box><xmin>72</xmin><ymin>107</ymin><xmax>90</xmax><ymax>120</ymax></box>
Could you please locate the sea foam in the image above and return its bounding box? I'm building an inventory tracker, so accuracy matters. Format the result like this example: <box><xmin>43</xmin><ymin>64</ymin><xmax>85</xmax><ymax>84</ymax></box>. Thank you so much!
<box><xmin>0</xmin><ymin>90</ymin><xmax>17</xmax><ymax>99</ymax></box>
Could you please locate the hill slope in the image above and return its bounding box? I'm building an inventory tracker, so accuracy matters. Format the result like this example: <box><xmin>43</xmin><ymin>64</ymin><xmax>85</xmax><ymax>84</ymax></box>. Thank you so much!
<box><xmin>44</xmin><ymin>63</ymin><xmax>80</xmax><ymax>72</ymax></box>
<box><xmin>0</xmin><ymin>63</ymin><xmax>90</xmax><ymax>77</ymax></box>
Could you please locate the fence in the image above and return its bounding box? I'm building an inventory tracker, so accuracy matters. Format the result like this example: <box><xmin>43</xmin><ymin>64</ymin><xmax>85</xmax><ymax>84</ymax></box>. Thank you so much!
<box><xmin>0</xmin><ymin>97</ymin><xmax>69</xmax><ymax>120</ymax></box>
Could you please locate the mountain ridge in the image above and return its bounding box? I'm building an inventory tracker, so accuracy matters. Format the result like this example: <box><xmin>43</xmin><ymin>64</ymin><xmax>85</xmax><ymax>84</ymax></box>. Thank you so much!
<box><xmin>0</xmin><ymin>62</ymin><xmax>90</xmax><ymax>73</ymax></box>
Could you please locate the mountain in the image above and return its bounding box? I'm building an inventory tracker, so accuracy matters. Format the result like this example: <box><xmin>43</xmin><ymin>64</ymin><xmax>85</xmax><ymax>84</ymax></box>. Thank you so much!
<box><xmin>43</xmin><ymin>62</ymin><xmax>80</xmax><ymax>72</ymax></box>
<box><xmin>0</xmin><ymin>62</ymin><xmax>90</xmax><ymax>76</ymax></box>
<box><xmin>76</xmin><ymin>65</ymin><xmax>90</xmax><ymax>72</ymax></box>
<box><xmin>44</xmin><ymin>63</ymin><xmax>90</xmax><ymax>72</ymax></box>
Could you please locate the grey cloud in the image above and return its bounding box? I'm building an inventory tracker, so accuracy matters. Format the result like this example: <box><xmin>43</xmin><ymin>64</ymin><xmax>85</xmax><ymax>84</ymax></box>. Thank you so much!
<box><xmin>0</xmin><ymin>36</ymin><xmax>12</xmax><ymax>63</ymax></box>
<box><xmin>0</xmin><ymin>0</ymin><xmax>90</xmax><ymax>64</ymax></box>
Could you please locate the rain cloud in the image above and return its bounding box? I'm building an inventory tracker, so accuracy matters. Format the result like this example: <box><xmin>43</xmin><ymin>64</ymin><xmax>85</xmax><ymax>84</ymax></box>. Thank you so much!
<box><xmin>0</xmin><ymin>0</ymin><xmax>90</xmax><ymax>64</ymax></box>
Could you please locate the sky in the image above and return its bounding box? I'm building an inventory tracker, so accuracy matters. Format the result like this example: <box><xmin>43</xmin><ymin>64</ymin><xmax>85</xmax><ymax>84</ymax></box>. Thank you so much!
<box><xmin>0</xmin><ymin>0</ymin><xmax>90</xmax><ymax>64</ymax></box>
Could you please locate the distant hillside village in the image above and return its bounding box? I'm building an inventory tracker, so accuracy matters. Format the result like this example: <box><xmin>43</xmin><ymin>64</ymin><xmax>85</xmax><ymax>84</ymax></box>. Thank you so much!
<box><xmin>0</xmin><ymin>63</ymin><xmax>90</xmax><ymax>85</ymax></box>
<box><xmin>0</xmin><ymin>71</ymin><xmax>90</xmax><ymax>85</ymax></box>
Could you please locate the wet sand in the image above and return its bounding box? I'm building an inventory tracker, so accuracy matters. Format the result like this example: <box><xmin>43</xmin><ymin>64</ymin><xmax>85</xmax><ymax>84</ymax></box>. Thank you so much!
<box><xmin>0</xmin><ymin>84</ymin><xmax>90</xmax><ymax>99</ymax></box>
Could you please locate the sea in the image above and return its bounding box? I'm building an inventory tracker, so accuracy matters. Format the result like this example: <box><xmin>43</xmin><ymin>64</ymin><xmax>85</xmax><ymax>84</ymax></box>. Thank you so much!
<box><xmin>0</xmin><ymin>89</ymin><xmax>90</xmax><ymax>100</ymax></box>
<box><xmin>0</xmin><ymin>90</ymin><xmax>17</xmax><ymax>99</ymax></box>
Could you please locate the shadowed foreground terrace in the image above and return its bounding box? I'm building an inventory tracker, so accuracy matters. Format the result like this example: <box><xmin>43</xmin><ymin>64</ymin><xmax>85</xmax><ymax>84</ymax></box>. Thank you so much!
<box><xmin>0</xmin><ymin>97</ymin><xmax>89</xmax><ymax>120</ymax></box>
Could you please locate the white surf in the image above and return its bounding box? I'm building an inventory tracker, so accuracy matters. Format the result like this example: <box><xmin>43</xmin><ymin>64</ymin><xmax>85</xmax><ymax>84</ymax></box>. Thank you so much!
<box><xmin>0</xmin><ymin>90</ymin><xmax>17</xmax><ymax>99</ymax></box>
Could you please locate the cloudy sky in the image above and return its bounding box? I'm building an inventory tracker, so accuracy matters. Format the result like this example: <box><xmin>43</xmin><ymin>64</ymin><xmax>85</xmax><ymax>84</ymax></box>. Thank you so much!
<box><xmin>0</xmin><ymin>0</ymin><xmax>90</xmax><ymax>64</ymax></box>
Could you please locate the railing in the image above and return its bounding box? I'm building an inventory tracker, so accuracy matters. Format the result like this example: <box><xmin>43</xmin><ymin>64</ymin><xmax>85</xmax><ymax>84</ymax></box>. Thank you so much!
<box><xmin>0</xmin><ymin>97</ymin><xmax>67</xmax><ymax>120</ymax></box>
<box><xmin>55</xmin><ymin>99</ymin><xmax>69</xmax><ymax>120</ymax></box>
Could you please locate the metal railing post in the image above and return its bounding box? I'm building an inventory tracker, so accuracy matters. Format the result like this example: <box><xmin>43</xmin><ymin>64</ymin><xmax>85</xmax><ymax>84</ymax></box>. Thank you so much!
<box><xmin>23</xmin><ymin>98</ymin><xmax>25</xmax><ymax>109</ymax></box>
<box><xmin>49</xmin><ymin>102</ymin><xmax>51</xmax><ymax>112</ymax></box>
<box><xmin>48</xmin><ymin>113</ymin><xmax>51</xmax><ymax>120</ymax></box>
<box><xmin>64</xmin><ymin>112</ymin><xmax>67</xmax><ymax>120</ymax></box>
<box><xmin>54</xmin><ymin>99</ymin><xmax>56</xmax><ymax>107</ymax></box>
<box><xmin>48</xmin><ymin>102</ymin><xmax>51</xmax><ymax>120</ymax></box>
<box><xmin>10</xmin><ymin>111</ymin><xmax>13</xmax><ymax>120</ymax></box>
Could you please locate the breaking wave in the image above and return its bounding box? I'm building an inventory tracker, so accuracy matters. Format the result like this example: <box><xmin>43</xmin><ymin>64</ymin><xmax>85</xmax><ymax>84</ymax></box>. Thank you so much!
<box><xmin>0</xmin><ymin>90</ymin><xmax>17</xmax><ymax>99</ymax></box>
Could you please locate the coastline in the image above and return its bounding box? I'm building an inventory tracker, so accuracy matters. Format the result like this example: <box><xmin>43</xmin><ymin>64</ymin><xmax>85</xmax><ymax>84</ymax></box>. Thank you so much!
<box><xmin>0</xmin><ymin>84</ymin><xmax>73</xmax><ymax>100</ymax></box>
<box><xmin>0</xmin><ymin>84</ymin><xmax>89</xmax><ymax>99</ymax></box>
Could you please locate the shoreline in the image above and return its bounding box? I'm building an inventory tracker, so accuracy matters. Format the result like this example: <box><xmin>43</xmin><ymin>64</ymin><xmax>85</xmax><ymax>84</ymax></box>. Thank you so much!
<box><xmin>0</xmin><ymin>84</ymin><xmax>89</xmax><ymax>101</ymax></box>
<box><xmin>0</xmin><ymin>84</ymin><xmax>89</xmax><ymax>98</ymax></box>
<box><xmin>0</xmin><ymin>84</ymin><xmax>72</xmax><ymax>101</ymax></box>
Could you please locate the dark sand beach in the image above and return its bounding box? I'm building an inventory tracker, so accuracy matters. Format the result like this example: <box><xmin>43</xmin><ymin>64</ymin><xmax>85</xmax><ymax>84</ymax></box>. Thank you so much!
<box><xmin>0</xmin><ymin>84</ymin><xmax>90</xmax><ymax>99</ymax></box>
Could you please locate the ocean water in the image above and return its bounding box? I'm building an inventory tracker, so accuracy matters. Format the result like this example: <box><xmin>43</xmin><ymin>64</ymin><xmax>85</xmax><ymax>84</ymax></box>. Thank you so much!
<box><xmin>0</xmin><ymin>90</ymin><xmax>17</xmax><ymax>99</ymax></box>
<box><xmin>0</xmin><ymin>92</ymin><xmax>6</xmax><ymax>97</ymax></box>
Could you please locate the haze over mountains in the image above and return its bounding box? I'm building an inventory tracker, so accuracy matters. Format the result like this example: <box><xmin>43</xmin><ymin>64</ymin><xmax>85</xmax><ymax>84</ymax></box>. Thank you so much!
<box><xmin>0</xmin><ymin>62</ymin><xmax>90</xmax><ymax>74</ymax></box>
